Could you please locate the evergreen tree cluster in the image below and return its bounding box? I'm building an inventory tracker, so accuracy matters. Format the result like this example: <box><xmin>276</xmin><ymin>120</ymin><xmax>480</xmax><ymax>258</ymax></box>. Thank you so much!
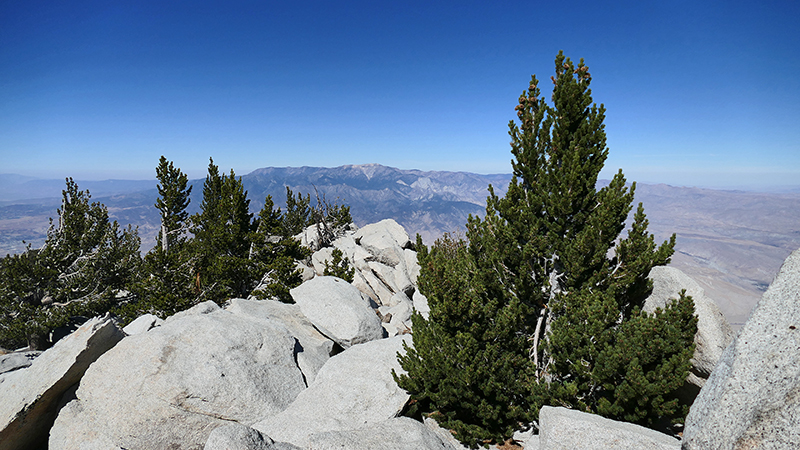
<box><xmin>0</xmin><ymin>179</ymin><xmax>140</xmax><ymax>349</ymax></box>
<box><xmin>0</xmin><ymin>157</ymin><xmax>351</xmax><ymax>350</ymax></box>
<box><xmin>395</xmin><ymin>52</ymin><xmax>697</xmax><ymax>447</ymax></box>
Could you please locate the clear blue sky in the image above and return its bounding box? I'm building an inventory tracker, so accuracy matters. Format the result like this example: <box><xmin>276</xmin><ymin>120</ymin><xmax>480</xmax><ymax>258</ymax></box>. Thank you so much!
<box><xmin>1</xmin><ymin>0</ymin><xmax>798</xmax><ymax>188</ymax></box>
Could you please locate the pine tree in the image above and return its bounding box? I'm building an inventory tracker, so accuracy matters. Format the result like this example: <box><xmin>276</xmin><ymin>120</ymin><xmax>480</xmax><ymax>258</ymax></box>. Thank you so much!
<box><xmin>190</xmin><ymin>159</ymin><xmax>255</xmax><ymax>302</ymax></box>
<box><xmin>396</xmin><ymin>52</ymin><xmax>697</xmax><ymax>447</ymax></box>
<box><xmin>0</xmin><ymin>178</ymin><xmax>140</xmax><ymax>349</ymax></box>
<box><xmin>323</xmin><ymin>248</ymin><xmax>354</xmax><ymax>282</ymax></box>
<box><xmin>281</xmin><ymin>187</ymin><xmax>312</xmax><ymax>236</ymax></box>
<box><xmin>154</xmin><ymin>156</ymin><xmax>192</xmax><ymax>254</ymax></box>
<box><xmin>249</xmin><ymin>195</ymin><xmax>310</xmax><ymax>302</ymax></box>
<box><xmin>125</xmin><ymin>157</ymin><xmax>196</xmax><ymax>320</ymax></box>
<box><xmin>395</xmin><ymin>233</ymin><xmax>532</xmax><ymax>446</ymax></box>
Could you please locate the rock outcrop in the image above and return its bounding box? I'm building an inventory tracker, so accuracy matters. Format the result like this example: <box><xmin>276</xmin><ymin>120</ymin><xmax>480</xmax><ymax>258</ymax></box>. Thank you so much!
<box><xmin>0</xmin><ymin>315</ymin><xmax>124</xmax><ymax>450</ymax></box>
<box><xmin>290</xmin><ymin>276</ymin><xmax>384</xmax><ymax>348</ymax></box>
<box><xmin>682</xmin><ymin>248</ymin><xmax>800</xmax><ymax>449</ymax></box>
<box><xmin>537</xmin><ymin>406</ymin><xmax>681</xmax><ymax>450</ymax></box>
<box><xmin>252</xmin><ymin>335</ymin><xmax>412</xmax><ymax>448</ymax></box>
<box><xmin>303</xmin><ymin>218</ymin><xmax>423</xmax><ymax>336</ymax></box>
<box><xmin>49</xmin><ymin>302</ymin><xmax>307</xmax><ymax>450</ymax></box>
<box><xmin>645</xmin><ymin>266</ymin><xmax>735</xmax><ymax>402</ymax></box>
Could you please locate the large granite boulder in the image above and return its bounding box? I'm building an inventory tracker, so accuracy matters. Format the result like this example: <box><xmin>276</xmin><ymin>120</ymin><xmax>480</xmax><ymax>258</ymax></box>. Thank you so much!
<box><xmin>645</xmin><ymin>266</ymin><xmax>735</xmax><ymax>400</ymax></box>
<box><xmin>226</xmin><ymin>298</ymin><xmax>335</xmax><ymax>384</ymax></box>
<box><xmin>354</xmin><ymin>219</ymin><xmax>411</xmax><ymax>268</ymax></box>
<box><xmin>0</xmin><ymin>315</ymin><xmax>124</xmax><ymax>450</ymax></box>
<box><xmin>306</xmin><ymin>417</ymin><xmax>458</xmax><ymax>450</ymax></box>
<box><xmin>538</xmin><ymin>406</ymin><xmax>680</xmax><ymax>450</ymax></box>
<box><xmin>49</xmin><ymin>301</ymin><xmax>307</xmax><ymax>450</ymax></box>
<box><xmin>682</xmin><ymin>248</ymin><xmax>800</xmax><ymax>449</ymax></box>
<box><xmin>253</xmin><ymin>335</ymin><xmax>412</xmax><ymax>448</ymax></box>
<box><xmin>290</xmin><ymin>276</ymin><xmax>383</xmax><ymax>348</ymax></box>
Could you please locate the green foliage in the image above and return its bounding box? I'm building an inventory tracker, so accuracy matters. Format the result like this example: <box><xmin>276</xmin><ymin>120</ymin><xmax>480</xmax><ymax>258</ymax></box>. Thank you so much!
<box><xmin>312</xmin><ymin>191</ymin><xmax>353</xmax><ymax>232</ymax></box>
<box><xmin>395</xmin><ymin>234</ymin><xmax>533</xmax><ymax>447</ymax></box>
<box><xmin>323</xmin><ymin>248</ymin><xmax>354</xmax><ymax>282</ymax></box>
<box><xmin>277</xmin><ymin>186</ymin><xmax>353</xmax><ymax>251</ymax></box>
<box><xmin>396</xmin><ymin>52</ymin><xmax>697</xmax><ymax>447</ymax></box>
<box><xmin>249</xmin><ymin>195</ymin><xmax>310</xmax><ymax>302</ymax></box>
<box><xmin>1</xmin><ymin>157</ymin><xmax>347</xmax><ymax>346</ymax></box>
<box><xmin>123</xmin><ymin>156</ymin><xmax>196</xmax><ymax>321</ymax></box>
<box><xmin>0</xmin><ymin>178</ymin><xmax>141</xmax><ymax>349</ymax></box>
<box><xmin>189</xmin><ymin>159</ymin><xmax>257</xmax><ymax>303</ymax></box>
<box><xmin>154</xmin><ymin>155</ymin><xmax>192</xmax><ymax>253</ymax></box>
<box><xmin>281</xmin><ymin>187</ymin><xmax>312</xmax><ymax>236</ymax></box>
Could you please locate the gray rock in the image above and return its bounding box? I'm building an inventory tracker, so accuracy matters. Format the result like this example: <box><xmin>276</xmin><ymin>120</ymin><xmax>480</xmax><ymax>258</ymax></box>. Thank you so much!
<box><xmin>354</xmin><ymin>219</ymin><xmax>410</xmax><ymax>267</ymax></box>
<box><xmin>359</xmin><ymin>265</ymin><xmax>396</xmax><ymax>305</ymax></box>
<box><xmin>290</xmin><ymin>276</ymin><xmax>383</xmax><ymax>348</ymax></box>
<box><xmin>295</xmin><ymin>224</ymin><xmax>324</xmax><ymax>251</ymax></box>
<box><xmin>164</xmin><ymin>299</ymin><xmax>221</xmax><ymax>323</ymax></box>
<box><xmin>205</xmin><ymin>423</ymin><xmax>302</xmax><ymax>450</ymax></box>
<box><xmin>226</xmin><ymin>298</ymin><xmax>335</xmax><ymax>384</ymax></box>
<box><xmin>331</xmin><ymin>234</ymin><xmax>374</xmax><ymax>267</ymax></box>
<box><xmin>307</xmin><ymin>417</ymin><xmax>458</xmax><ymax>450</ymax></box>
<box><xmin>367</xmin><ymin>261</ymin><xmax>401</xmax><ymax>296</ymax></box>
<box><xmin>122</xmin><ymin>313</ymin><xmax>163</xmax><ymax>335</ymax></box>
<box><xmin>205</xmin><ymin>423</ymin><xmax>274</xmax><ymax>450</ymax></box>
<box><xmin>423</xmin><ymin>417</ymin><xmax>471</xmax><ymax>450</ymax></box>
<box><xmin>683</xmin><ymin>248</ymin><xmax>800</xmax><ymax>450</ymax></box>
<box><xmin>413</xmin><ymin>290</ymin><xmax>431</xmax><ymax>320</ymax></box>
<box><xmin>0</xmin><ymin>315</ymin><xmax>124</xmax><ymax>450</ymax></box>
<box><xmin>311</xmin><ymin>246</ymin><xmax>334</xmax><ymax>276</ymax></box>
<box><xmin>49</xmin><ymin>306</ymin><xmax>307</xmax><ymax>450</ymax></box>
<box><xmin>297</xmin><ymin>261</ymin><xmax>316</xmax><ymax>282</ymax></box>
<box><xmin>253</xmin><ymin>335</ymin><xmax>412</xmax><ymax>448</ymax></box>
<box><xmin>352</xmin><ymin>268</ymin><xmax>381</xmax><ymax>303</ymax></box>
<box><xmin>404</xmin><ymin>248</ymin><xmax>421</xmax><ymax>285</ymax></box>
<box><xmin>387</xmin><ymin>293</ymin><xmax>413</xmax><ymax>322</ymax></box>
<box><xmin>386</xmin><ymin>293</ymin><xmax>413</xmax><ymax>336</ymax></box>
<box><xmin>0</xmin><ymin>350</ymin><xmax>40</xmax><ymax>375</ymax></box>
<box><xmin>645</xmin><ymin>266</ymin><xmax>735</xmax><ymax>389</ymax></box>
<box><xmin>538</xmin><ymin>406</ymin><xmax>680</xmax><ymax>450</ymax></box>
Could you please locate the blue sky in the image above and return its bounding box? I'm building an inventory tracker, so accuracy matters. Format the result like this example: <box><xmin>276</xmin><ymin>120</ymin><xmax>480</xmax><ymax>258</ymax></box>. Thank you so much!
<box><xmin>1</xmin><ymin>1</ymin><xmax>798</xmax><ymax>188</ymax></box>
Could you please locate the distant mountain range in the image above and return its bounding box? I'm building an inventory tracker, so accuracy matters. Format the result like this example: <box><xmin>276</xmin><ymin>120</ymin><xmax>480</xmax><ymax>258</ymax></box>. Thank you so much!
<box><xmin>2</xmin><ymin>164</ymin><xmax>799</xmax><ymax>328</ymax></box>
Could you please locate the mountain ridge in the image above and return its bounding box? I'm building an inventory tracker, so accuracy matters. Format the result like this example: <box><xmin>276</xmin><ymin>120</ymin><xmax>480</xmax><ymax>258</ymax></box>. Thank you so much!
<box><xmin>2</xmin><ymin>164</ymin><xmax>799</xmax><ymax>327</ymax></box>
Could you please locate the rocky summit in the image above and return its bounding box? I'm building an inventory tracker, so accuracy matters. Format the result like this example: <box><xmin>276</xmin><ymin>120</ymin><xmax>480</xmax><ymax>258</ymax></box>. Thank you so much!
<box><xmin>0</xmin><ymin>219</ymin><xmax>797</xmax><ymax>449</ymax></box>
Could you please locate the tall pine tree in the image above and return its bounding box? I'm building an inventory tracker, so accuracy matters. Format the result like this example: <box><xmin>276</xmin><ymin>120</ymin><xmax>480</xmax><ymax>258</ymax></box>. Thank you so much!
<box><xmin>396</xmin><ymin>52</ymin><xmax>697</xmax><ymax>447</ymax></box>
<box><xmin>154</xmin><ymin>156</ymin><xmax>192</xmax><ymax>254</ymax></box>
<box><xmin>190</xmin><ymin>159</ymin><xmax>255</xmax><ymax>302</ymax></box>
<box><xmin>126</xmin><ymin>157</ymin><xmax>196</xmax><ymax>319</ymax></box>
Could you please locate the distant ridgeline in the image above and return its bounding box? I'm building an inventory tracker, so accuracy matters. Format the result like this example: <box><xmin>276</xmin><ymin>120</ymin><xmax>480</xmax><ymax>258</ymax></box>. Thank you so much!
<box><xmin>1</xmin><ymin>164</ymin><xmax>800</xmax><ymax>328</ymax></box>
